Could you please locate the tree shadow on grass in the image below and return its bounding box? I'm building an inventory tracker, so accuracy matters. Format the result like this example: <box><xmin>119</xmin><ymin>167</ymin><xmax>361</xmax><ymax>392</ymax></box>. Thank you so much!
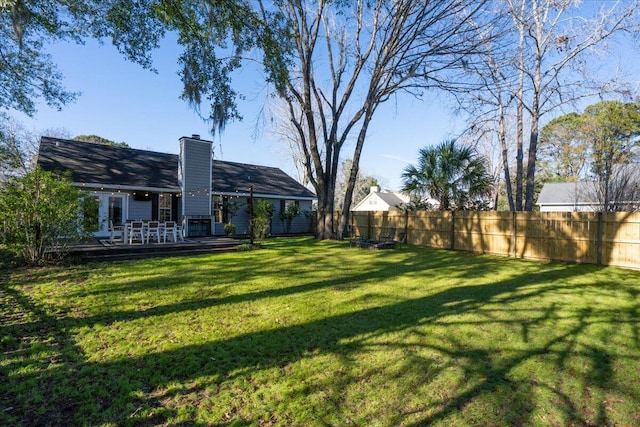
<box><xmin>2</xmin><ymin>246</ymin><xmax>640</xmax><ymax>426</ymax></box>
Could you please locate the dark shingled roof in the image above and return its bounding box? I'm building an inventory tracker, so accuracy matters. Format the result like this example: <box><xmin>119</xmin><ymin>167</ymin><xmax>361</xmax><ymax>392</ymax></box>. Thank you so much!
<box><xmin>212</xmin><ymin>160</ymin><xmax>315</xmax><ymax>199</ymax></box>
<box><xmin>37</xmin><ymin>137</ymin><xmax>315</xmax><ymax>199</ymax></box>
<box><xmin>38</xmin><ymin>137</ymin><xmax>180</xmax><ymax>190</ymax></box>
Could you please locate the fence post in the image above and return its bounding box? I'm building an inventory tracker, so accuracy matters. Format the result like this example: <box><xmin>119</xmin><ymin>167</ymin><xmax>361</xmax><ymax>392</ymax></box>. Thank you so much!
<box><xmin>403</xmin><ymin>209</ymin><xmax>409</xmax><ymax>244</ymax></box>
<box><xmin>596</xmin><ymin>212</ymin><xmax>603</xmax><ymax>265</ymax></box>
<box><xmin>512</xmin><ymin>211</ymin><xmax>517</xmax><ymax>258</ymax></box>
<box><xmin>350</xmin><ymin>212</ymin><xmax>354</xmax><ymax>239</ymax></box>
<box><xmin>450</xmin><ymin>210</ymin><xmax>455</xmax><ymax>250</ymax></box>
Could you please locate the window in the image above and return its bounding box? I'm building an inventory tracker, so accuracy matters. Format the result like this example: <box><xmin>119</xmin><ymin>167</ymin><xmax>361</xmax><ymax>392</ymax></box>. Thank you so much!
<box><xmin>83</xmin><ymin>196</ymin><xmax>100</xmax><ymax>232</ymax></box>
<box><xmin>213</xmin><ymin>196</ymin><xmax>226</xmax><ymax>223</ymax></box>
<box><xmin>108</xmin><ymin>196</ymin><xmax>124</xmax><ymax>226</ymax></box>
<box><xmin>213</xmin><ymin>196</ymin><xmax>243</xmax><ymax>223</ymax></box>
<box><xmin>280</xmin><ymin>199</ymin><xmax>299</xmax><ymax>212</ymax></box>
<box><xmin>159</xmin><ymin>193</ymin><xmax>172</xmax><ymax>222</ymax></box>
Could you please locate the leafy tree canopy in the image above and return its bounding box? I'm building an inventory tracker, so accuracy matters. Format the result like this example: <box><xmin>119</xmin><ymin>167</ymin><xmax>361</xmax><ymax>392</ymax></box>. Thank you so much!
<box><xmin>0</xmin><ymin>167</ymin><xmax>97</xmax><ymax>264</ymax></box>
<box><xmin>1</xmin><ymin>1</ymin><xmax>165</xmax><ymax>116</ymax></box>
<box><xmin>539</xmin><ymin>100</ymin><xmax>640</xmax><ymax>180</ymax></box>
<box><xmin>582</xmin><ymin>100</ymin><xmax>640</xmax><ymax>176</ymax></box>
<box><xmin>539</xmin><ymin>112</ymin><xmax>587</xmax><ymax>180</ymax></box>
<box><xmin>402</xmin><ymin>140</ymin><xmax>492</xmax><ymax>211</ymax></box>
<box><xmin>1</xmin><ymin>1</ymin><xmax>290</xmax><ymax>134</ymax></box>
<box><xmin>73</xmin><ymin>134</ymin><xmax>129</xmax><ymax>148</ymax></box>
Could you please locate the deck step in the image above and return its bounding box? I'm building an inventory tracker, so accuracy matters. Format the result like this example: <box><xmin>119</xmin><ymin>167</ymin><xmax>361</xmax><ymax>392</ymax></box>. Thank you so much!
<box><xmin>81</xmin><ymin>246</ymin><xmax>237</xmax><ymax>262</ymax></box>
<box><xmin>67</xmin><ymin>237</ymin><xmax>243</xmax><ymax>263</ymax></box>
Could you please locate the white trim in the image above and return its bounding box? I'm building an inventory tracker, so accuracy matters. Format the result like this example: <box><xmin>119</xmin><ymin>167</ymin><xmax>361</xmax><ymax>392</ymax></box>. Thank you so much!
<box><xmin>93</xmin><ymin>192</ymin><xmax>129</xmax><ymax>237</ymax></box>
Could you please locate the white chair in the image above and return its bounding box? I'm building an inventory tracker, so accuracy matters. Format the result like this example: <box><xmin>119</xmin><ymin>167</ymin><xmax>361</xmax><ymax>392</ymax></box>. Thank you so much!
<box><xmin>109</xmin><ymin>220</ymin><xmax>124</xmax><ymax>244</ymax></box>
<box><xmin>128</xmin><ymin>221</ymin><xmax>146</xmax><ymax>244</ymax></box>
<box><xmin>146</xmin><ymin>221</ymin><xmax>162</xmax><ymax>243</ymax></box>
<box><xmin>163</xmin><ymin>221</ymin><xmax>177</xmax><ymax>242</ymax></box>
<box><xmin>175</xmin><ymin>222</ymin><xmax>185</xmax><ymax>241</ymax></box>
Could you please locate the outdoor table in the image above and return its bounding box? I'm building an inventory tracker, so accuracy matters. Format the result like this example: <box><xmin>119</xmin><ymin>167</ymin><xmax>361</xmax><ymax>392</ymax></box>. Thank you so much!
<box><xmin>122</xmin><ymin>221</ymin><xmax>176</xmax><ymax>244</ymax></box>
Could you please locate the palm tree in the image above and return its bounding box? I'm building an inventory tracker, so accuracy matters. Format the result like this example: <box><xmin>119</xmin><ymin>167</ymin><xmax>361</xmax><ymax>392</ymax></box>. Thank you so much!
<box><xmin>401</xmin><ymin>140</ymin><xmax>491</xmax><ymax>211</ymax></box>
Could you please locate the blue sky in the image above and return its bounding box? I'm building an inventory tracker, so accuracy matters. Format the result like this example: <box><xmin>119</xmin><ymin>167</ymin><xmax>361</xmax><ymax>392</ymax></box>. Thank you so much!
<box><xmin>13</xmin><ymin>37</ymin><xmax>462</xmax><ymax>192</ymax></box>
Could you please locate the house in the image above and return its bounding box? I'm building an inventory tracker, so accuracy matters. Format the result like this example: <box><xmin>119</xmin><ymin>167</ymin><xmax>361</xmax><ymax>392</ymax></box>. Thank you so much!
<box><xmin>536</xmin><ymin>182</ymin><xmax>600</xmax><ymax>212</ymax></box>
<box><xmin>537</xmin><ymin>164</ymin><xmax>640</xmax><ymax>212</ymax></box>
<box><xmin>350</xmin><ymin>186</ymin><xmax>441</xmax><ymax>211</ymax></box>
<box><xmin>350</xmin><ymin>186</ymin><xmax>409</xmax><ymax>212</ymax></box>
<box><xmin>36</xmin><ymin>135</ymin><xmax>316</xmax><ymax>237</ymax></box>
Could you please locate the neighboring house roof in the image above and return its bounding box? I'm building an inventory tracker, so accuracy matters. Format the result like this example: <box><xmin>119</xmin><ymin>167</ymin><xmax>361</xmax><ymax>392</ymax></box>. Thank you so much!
<box><xmin>212</xmin><ymin>160</ymin><xmax>316</xmax><ymax>199</ymax></box>
<box><xmin>376</xmin><ymin>192</ymin><xmax>408</xmax><ymax>207</ymax></box>
<box><xmin>538</xmin><ymin>165</ymin><xmax>640</xmax><ymax>211</ymax></box>
<box><xmin>38</xmin><ymin>137</ymin><xmax>181</xmax><ymax>191</ymax></box>
<box><xmin>351</xmin><ymin>189</ymin><xmax>409</xmax><ymax>211</ymax></box>
<box><xmin>537</xmin><ymin>182</ymin><xmax>598</xmax><ymax>207</ymax></box>
<box><xmin>36</xmin><ymin>136</ymin><xmax>315</xmax><ymax>199</ymax></box>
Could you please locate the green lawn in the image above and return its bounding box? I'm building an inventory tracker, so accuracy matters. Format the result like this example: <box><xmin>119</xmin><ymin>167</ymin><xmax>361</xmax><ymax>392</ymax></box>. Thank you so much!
<box><xmin>1</xmin><ymin>238</ymin><xmax>639</xmax><ymax>426</ymax></box>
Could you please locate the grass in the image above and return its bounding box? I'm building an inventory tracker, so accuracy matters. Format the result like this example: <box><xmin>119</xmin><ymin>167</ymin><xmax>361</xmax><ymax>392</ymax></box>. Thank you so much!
<box><xmin>1</xmin><ymin>237</ymin><xmax>639</xmax><ymax>426</ymax></box>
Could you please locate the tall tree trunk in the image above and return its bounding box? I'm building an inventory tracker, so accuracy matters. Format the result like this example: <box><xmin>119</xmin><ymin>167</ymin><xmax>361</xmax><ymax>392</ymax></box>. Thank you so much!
<box><xmin>514</xmin><ymin>20</ymin><xmax>525</xmax><ymax>212</ymax></box>
<box><xmin>524</xmin><ymin>111</ymin><xmax>539</xmax><ymax>211</ymax></box>
<box><xmin>524</xmin><ymin>5</ymin><xmax>543</xmax><ymax>212</ymax></box>
<box><xmin>337</xmin><ymin>112</ymin><xmax>373</xmax><ymax>240</ymax></box>
<box><xmin>515</xmin><ymin>105</ymin><xmax>524</xmax><ymax>210</ymax></box>
<box><xmin>315</xmin><ymin>189</ymin><xmax>335</xmax><ymax>240</ymax></box>
<box><xmin>498</xmin><ymin>103</ymin><xmax>515</xmax><ymax>211</ymax></box>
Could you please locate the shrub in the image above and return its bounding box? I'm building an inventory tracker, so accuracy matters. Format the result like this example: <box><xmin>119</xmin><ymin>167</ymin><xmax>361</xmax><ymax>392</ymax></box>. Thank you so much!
<box><xmin>223</xmin><ymin>222</ymin><xmax>236</xmax><ymax>236</ymax></box>
<box><xmin>251</xmin><ymin>217</ymin><xmax>271</xmax><ymax>242</ymax></box>
<box><xmin>236</xmin><ymin>243</ymin><xmax>260</xmax><ymax>251</ymax></box>
<box><xmin>250</xmin><ymin>199</ymin><xmax>275</xmax><ymax>242</ymax></box>
<box><xmin>253</xmin><ymin>199</ymin><xmax>275</xmax><ymax>219</ymax></box>
<box><xmin>0</xmin><ymin>167</ymin><xmax>96</xmax><ymax>265</ymax></box>
<box><xmin>279</xmin><ymin>203</ymin><xmax>301</xmax><ymax>234</ymax></box>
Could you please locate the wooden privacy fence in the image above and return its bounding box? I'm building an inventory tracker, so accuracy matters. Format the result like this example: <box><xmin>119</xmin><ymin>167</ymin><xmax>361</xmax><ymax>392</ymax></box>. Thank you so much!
<box><xmin>351</xmin><ymin>210</ymin><xmax>640</xmax><ymax>270</ymax></box>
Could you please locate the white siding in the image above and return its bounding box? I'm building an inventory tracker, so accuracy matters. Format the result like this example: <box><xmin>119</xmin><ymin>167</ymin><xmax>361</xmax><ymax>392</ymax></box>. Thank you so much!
<box><xmin>351</xmin><ymin>193</ymin><xmax>389</xmax><ymax>212</ymax></box>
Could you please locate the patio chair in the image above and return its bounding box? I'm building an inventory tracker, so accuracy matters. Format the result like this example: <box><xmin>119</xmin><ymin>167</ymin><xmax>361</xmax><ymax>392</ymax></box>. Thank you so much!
<box><xmin>146</xmin><ymin>221</ymin><xmax>162</xmax><ymax>243</ymax></box>
<box><xmin>163</xmin><ymin>221</ymin><xmax>177</xmax><ymax>243</ymax></box>
<box><xmin>349</xmin><ymin>226</ymin><xmax>371</xmax><ymax>248</ymax></box>
<box><xmin>381</xmin><ymin>227</ymin><xmax>396</xmax><ymax>242</ymax></box>
<box><xmin>108</xmin><ymin>220</ymin><xmax>124</xmax><ymax>244</ymax></box>
<box><xmin>175</xmin><ymin>221</ymin><xmax>185</xmax><ymax>241</ymax></box>
<box><xmin>128</xmin><ymin>221</ymin><xmax>146</xmax><ymax>244</ymax></box>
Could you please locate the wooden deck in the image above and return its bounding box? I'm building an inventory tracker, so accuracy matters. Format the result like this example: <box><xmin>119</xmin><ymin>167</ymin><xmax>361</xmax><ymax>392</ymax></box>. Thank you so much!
<box><xmin>67</xmin><ymin>236</ymin><xmax>243</xmax><ymax>263</ymax></box>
